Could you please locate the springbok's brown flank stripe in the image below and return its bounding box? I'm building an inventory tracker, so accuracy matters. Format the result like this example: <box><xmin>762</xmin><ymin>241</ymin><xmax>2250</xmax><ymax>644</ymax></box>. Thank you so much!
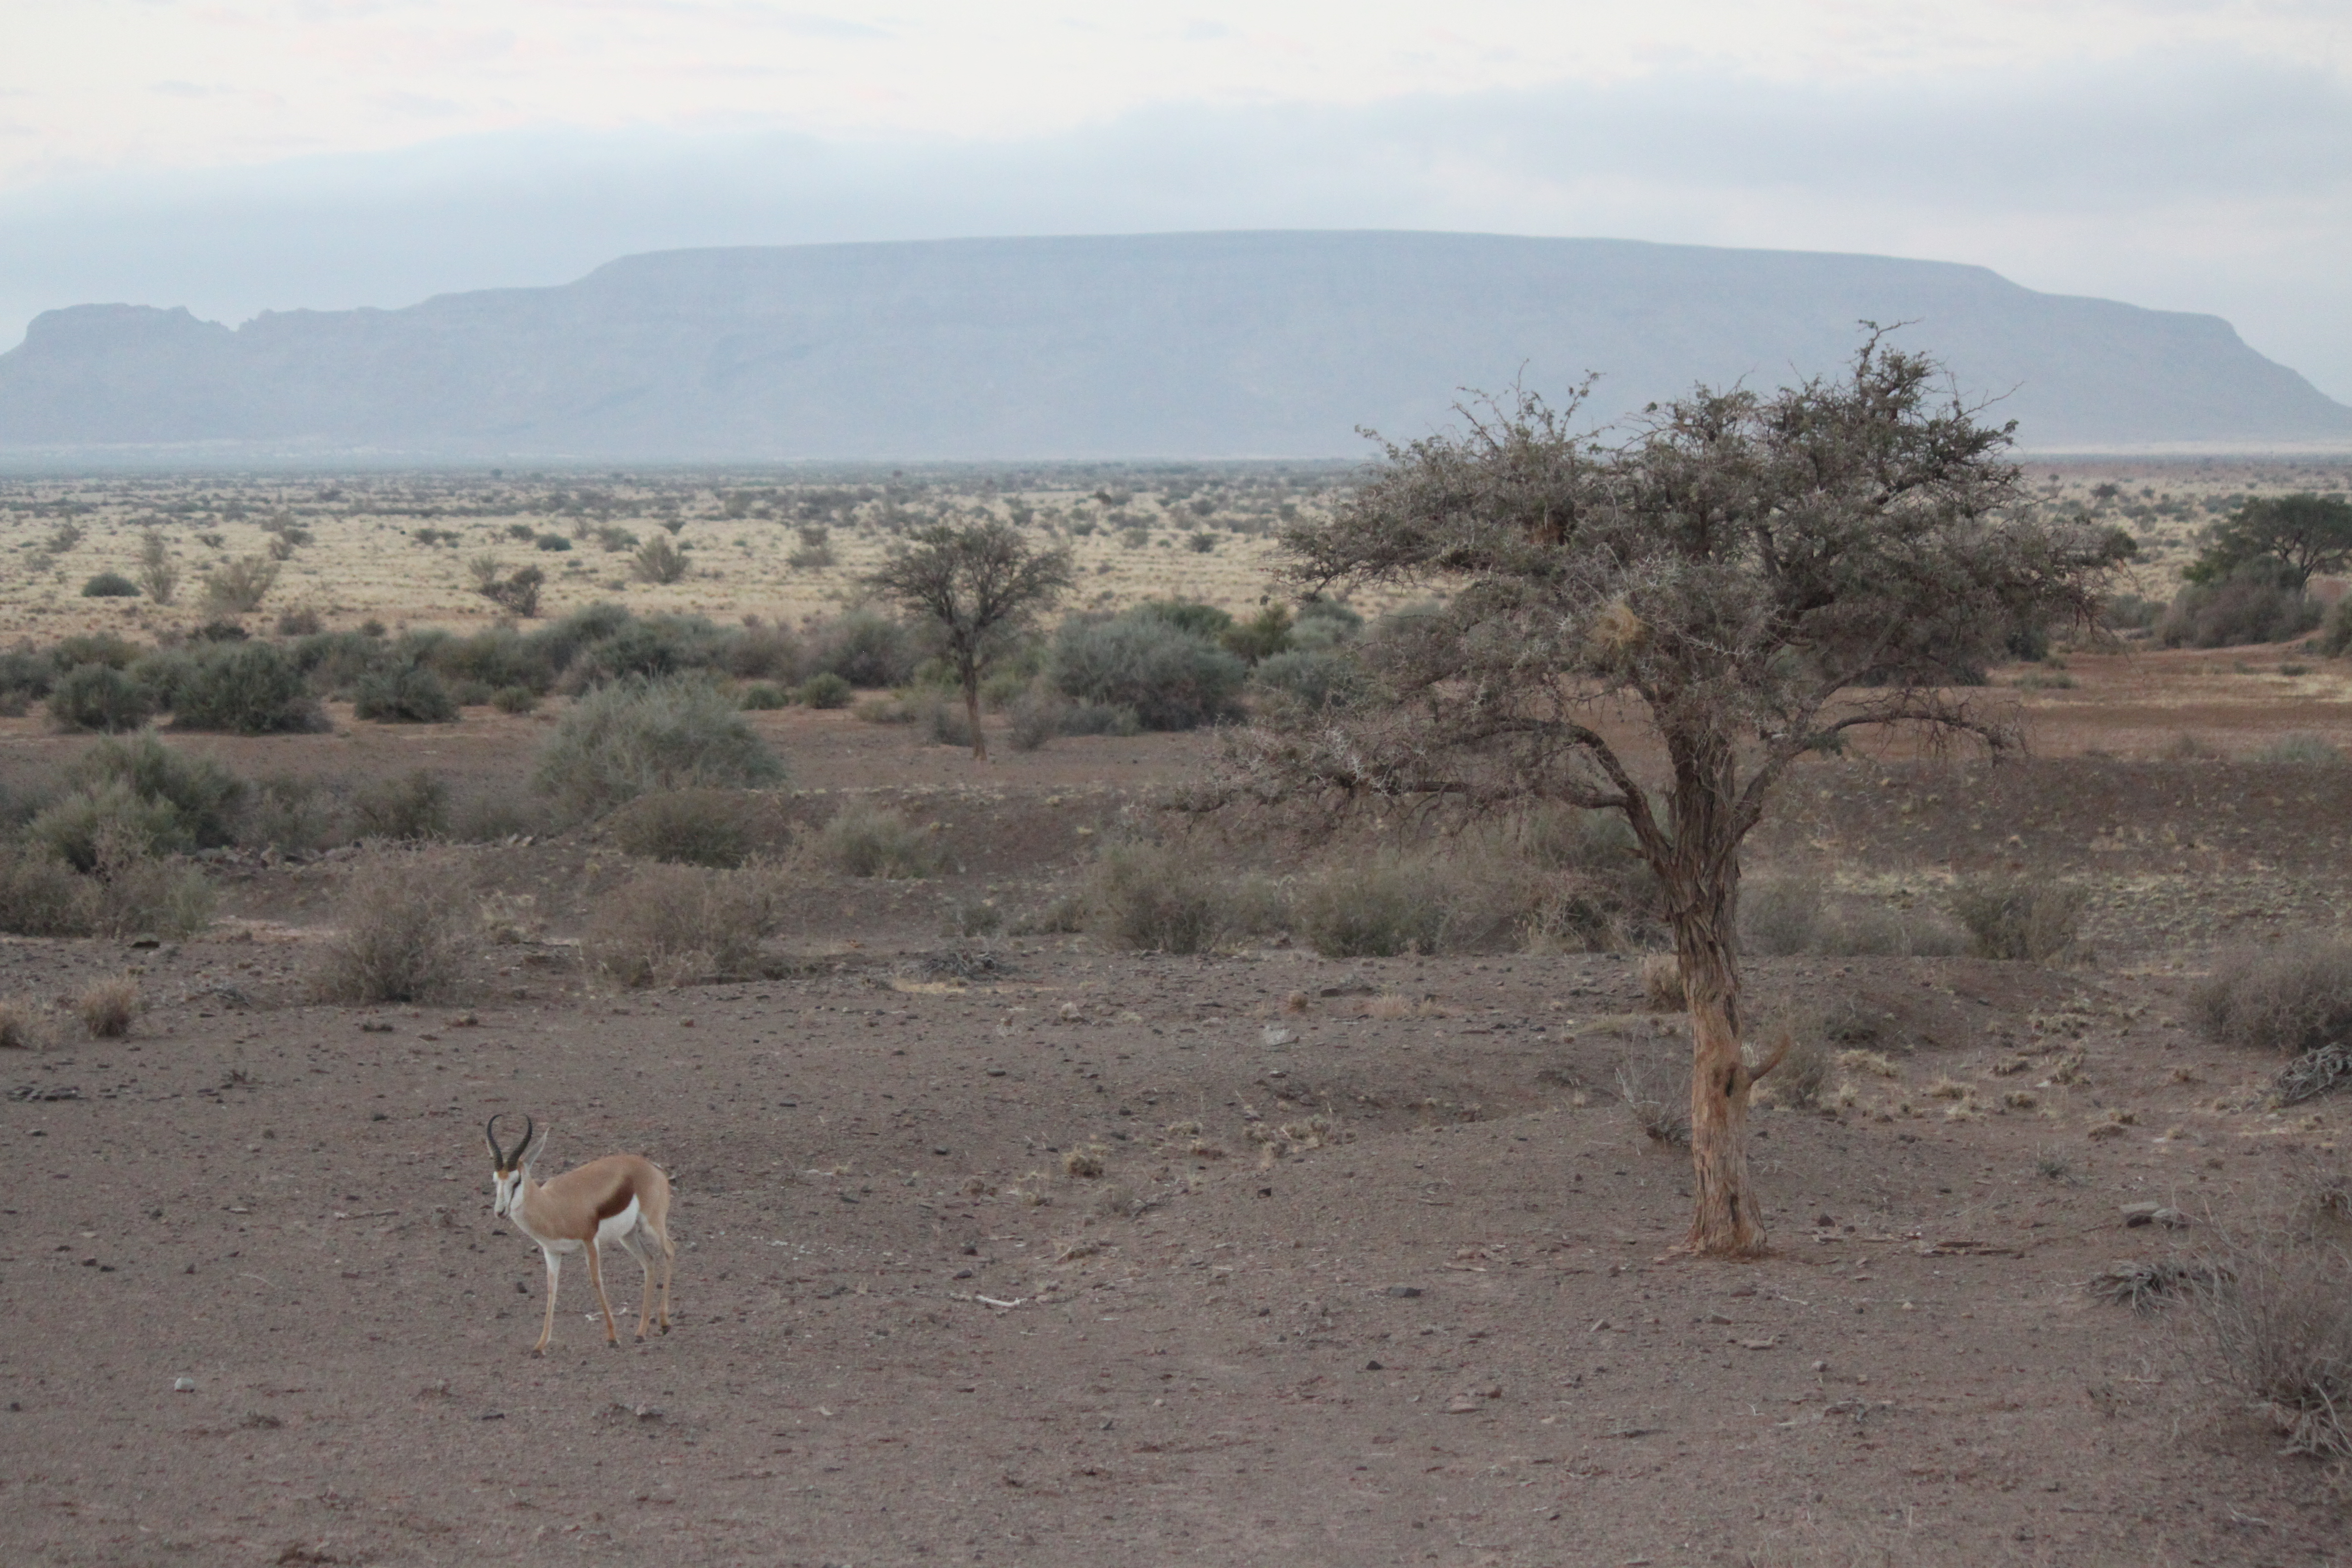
<box><xmin>594</xmin><ymin>1181</ymin><xmax>636</xmax><ymax>1222</ymax></box>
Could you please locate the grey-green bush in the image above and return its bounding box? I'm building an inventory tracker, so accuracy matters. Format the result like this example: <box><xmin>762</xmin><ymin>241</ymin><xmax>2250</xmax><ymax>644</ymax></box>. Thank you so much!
<box><xmin>80</xmin><ymin>572</ymin><xmax>139</xmax><ymax>598</ymax></box>
<box><xmin>158</xmin><ymin>640</ymin><xmax>326</xmax><ymax>734</ymax></box>
<box><xmin>608</xmin><ymin>787</ymin><xmax>784</xmax><ymax>868</ymax></box>
<box><xmin>798</xmin><ymin>672</ymin><xmax>853</xmax><ymax>709</ymax></box>
<box><xmin>532</xmin><ymin>676</ymin><xmax>785</xmax><ymax>819</ymax></box>
<box><xmin>62</xmin><ymin>732</ymin><xmax>244</xmax><ymax>845</ymax></box>
<box><xmin>1082</xmin><ymin>841</ymin><xmax>1230</xmax><ymax>953</ymax></box>
<box><xmin>1295</xmin><ymin>853</ymin><xmax>1456</xmax><ymax>957</ymax></box>
<box><xmin>1050</xmin><ymin>611</ymin><xmax>1246</xmax><ymax>730</ymax></box>
<box><xmin>349</xmin><ymin>770</ymin><xmax>450</xmax><ymax>841</ymax></box>
<box><xmin>27</xmin><ymin>780</ymin><xmax>189</xmax><ymax>871</ymax></box>
<box><xmin>353</xmin><ymin>659</ymin><xmax>459</xmax><ymax>724</ymax></box>
<box><xmin>47</xmin><ymin>664</ymin><xmax>155</xmax><ymax>733</ymax></box>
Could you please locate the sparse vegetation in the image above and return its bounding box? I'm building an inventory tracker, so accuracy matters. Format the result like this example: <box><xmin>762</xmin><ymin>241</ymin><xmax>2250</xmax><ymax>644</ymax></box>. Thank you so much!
<box><xmin>814</xmin><ymin>803</ymin><xmax>939</xmax><ymax>879</ymax></box>
<box><xmin>311</xmin><ymin>853</ymin><xmax>471</xmax><ymax>1004</ymax></box>
<box><xmin>2188</xmin><ymin>1187</ymin><xmax>2352</xmax><ymax>1459</ymax></box>
<box><xmin>607</xmin><ymin>787</ymin><xmax>783</xmax><ymax>868</ymax></box>
<box><xmin>200</xmin><ymin>554</ymin><xmax>280</xmax><ymax>616</ymax></box>
<box><xmin>585</xmin><ymin>863</ymin><xmax>780</xmax><ymax>987</ymax></box>
<box><xmin>533</xmin><ymin>675</ymin><xmax>785</xmax><ymax>819</ymax></box>
<box><xmin>2193</xmin><ymin>944</ymin><xmax>2352</xmax><ymax>1057</ymax></box>
<box><xmin>632</xmin><ymin>535</ymin><xmax>689</xmax><ymax>585</ymax></box>
<box><xmin>76</xmin><ymin>976</ymin><xmax>139</xmax><ymax>1038</ymax></box>
<box><xmin>1947</xmin><ymin>877</ymin><xmax>2086</xmax><ymax>962</ymax></box>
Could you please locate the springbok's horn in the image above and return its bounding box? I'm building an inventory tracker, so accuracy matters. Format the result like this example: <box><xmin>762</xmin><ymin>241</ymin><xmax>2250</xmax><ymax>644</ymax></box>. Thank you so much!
<box><xmin>486</xmin><ymin>1113</ymin><xmax>505</xmax><ymax>1163</ymax></box>
<box><xmin>518</xmin><ymin>1115</ymin><xmax>536</xmax><ymax>1165</ymax></box>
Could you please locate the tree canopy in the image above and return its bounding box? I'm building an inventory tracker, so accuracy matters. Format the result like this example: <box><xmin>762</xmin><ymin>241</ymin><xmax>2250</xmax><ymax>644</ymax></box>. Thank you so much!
<box><xmin>1238</xmin><ymin>336</ymin><xmax>2129</xmax><ymax>1254</ymax></box>
<box><xmin>868</xmin><ymin>517</ymin><xmax>1073</xmax><ymax>761</ymax></box>
<box><xmin>2183</xmin><ymin>492</ymin><xmax>2352</xmax><ymax>590</ymax></box>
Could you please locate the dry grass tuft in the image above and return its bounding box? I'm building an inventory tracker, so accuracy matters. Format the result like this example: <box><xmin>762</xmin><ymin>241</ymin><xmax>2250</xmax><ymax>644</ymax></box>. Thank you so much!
<box><xmin>312</xmin><ymin>852</ymin><xmax>471</xmax><ymax>1004</ymax></box>
<box><xmin>2193</xmin><ymin>944</ymin><xmax>2352</xmax><ymax>1058</ymax></box>
<box><xmin>586</xmin><ymin>863</ymin><xmax>782</xmax><ymax>988</ymax></box>
<box><xmin>1837</xmin><ymin>1049</ymin><xmax>1902</xmax><ymax>1079</ymax></box>
<box><xmin>1617</xmin><ymin>1058</ymin><xmax>1690</xmax><ymax>1147</ymax></box>
<box><xmin>1638</xmin><ymin>954</ymin><xmax>1685</xmax><ymax>1012</ymax></box>
<box><xmin>1926</xmin><ymin>1077</ymin><xmax>1970</xmax><ymax>1100</ymax></box>
<box><xmin>0</xmin><ymin>997</ymin><xmax>48</xmax><ymax>1050</ymax></box>
<box><xmin>1751</xmin><ymin>1026</ymin><xmax>1829</xmax><ymax>1110</ymax></box>
<box><xmin>2188</xmin><ymin>1191</ymin><xmax>2352</xmax><ymax>1459</ymax></box>
<box><xmin>1947</xmin><ymin>877</ymin><xmax>2087</xmax><ymax>963</ymax></box>
<box><xmin>1060</xmin><ymin>1144</ymin><xmax>1108</xmax><ymax>1178</ymax></box>
<box><xmin>76</xmin><ymin>976</ymin><xmax>139</xmax><ymax>1038</ymax></box>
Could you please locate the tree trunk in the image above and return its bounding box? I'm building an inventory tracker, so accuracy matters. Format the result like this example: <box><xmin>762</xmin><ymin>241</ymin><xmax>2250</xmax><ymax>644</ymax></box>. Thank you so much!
<box><xmin>963</xmin><ymin>671</ymin><xmax>988</xmax><ymax>763</ymax></box>
<box><xmin>1677</xmin><ymin>902</ymin><xmax>1764</xmax><ymax>1255</ymax></box>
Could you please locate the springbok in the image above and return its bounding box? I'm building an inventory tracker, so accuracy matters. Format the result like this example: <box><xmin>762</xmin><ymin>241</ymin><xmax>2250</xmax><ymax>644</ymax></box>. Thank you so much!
<box><xmin>486</xmin><ymin>1114</ymin><xmax>676</xmax><ymax>1355</ymax></box>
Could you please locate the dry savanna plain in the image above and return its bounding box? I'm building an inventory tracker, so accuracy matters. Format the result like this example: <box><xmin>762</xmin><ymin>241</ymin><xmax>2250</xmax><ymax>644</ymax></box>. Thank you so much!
<box><xmin>3</xmin><ymin>460</ymin><xmax>2352</xmax><ymax>1568</ymax></box>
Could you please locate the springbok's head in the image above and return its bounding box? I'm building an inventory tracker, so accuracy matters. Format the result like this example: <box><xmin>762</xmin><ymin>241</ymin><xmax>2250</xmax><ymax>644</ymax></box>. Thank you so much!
<box><xmin>485</xmin><ymin>1114</ymin><xmax>536</xmax><ymax>1217</ymax></box>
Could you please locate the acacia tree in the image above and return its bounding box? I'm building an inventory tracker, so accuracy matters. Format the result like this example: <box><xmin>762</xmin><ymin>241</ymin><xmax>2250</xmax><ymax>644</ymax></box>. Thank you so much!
<box><xmin>1236</xmin><ymin>339</ymin><xmax>2128</xmax><ymax>1254</ymax></box>
<box><xmin>868</xmin><ymin>517</ymin><xmax>1074</xmax><ymax>761</ymax></box>
<box><xmin>2183</xmin><ymin>492</ymin><xmax>2352</xmax><ymax>589</ymax></box>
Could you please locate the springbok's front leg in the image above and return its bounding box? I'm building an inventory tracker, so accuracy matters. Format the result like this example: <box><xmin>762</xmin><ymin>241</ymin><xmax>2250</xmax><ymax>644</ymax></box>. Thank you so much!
<box><xmin>533</xmin><ymin>1247</ymin><xmax>561</xmax><ymax>1356</ymax></box>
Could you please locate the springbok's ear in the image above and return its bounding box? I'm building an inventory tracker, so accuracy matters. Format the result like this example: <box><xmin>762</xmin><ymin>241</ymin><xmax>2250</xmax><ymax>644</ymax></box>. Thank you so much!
<box><xmin>522</xmin><ymin>1126</ymin><xmax>550</xmax><ymax>1170</ymax></box>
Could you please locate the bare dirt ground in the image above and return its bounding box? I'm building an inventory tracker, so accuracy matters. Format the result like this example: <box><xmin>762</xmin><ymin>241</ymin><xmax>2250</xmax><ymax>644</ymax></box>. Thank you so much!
<box><xmin>6</xmin><ymin>653</ymin><xmax>2352</xmax><ymax>1565</ymax></box>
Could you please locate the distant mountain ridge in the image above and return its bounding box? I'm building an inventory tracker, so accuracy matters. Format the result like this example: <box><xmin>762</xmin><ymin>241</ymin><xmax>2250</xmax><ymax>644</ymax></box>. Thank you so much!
<box><xmin>1</xmin><ymin>231</ymin><xmax>2346</xmax><ymax>459</ymax></box>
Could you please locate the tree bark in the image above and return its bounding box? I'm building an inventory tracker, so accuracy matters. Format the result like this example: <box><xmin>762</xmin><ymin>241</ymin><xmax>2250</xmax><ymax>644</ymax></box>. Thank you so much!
<box><xmin>1677</xmin><ymin>904</ymin><xmax>1764</xmax><ymax>1255</ymax></box>
<box><xmin>962</xmin><ymin>670</ymin><xmax>988</xmax><ymax>763</ymax></box>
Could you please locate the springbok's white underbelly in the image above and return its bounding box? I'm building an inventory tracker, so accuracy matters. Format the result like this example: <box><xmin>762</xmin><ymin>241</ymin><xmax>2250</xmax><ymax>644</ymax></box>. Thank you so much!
<box><xmin>595</xmin><ymin>1196</ymin><xmax>642</xmax><ymax>1248</ymax></box>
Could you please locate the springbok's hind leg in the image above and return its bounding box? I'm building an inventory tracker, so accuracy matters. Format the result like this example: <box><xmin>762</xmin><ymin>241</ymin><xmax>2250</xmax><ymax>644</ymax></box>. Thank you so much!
<box><xmin>615</xmin><ymin>1229</ymin><xmax>655</xmax><ymax>1340</ymax></box>
<box><xmin>585</xmin><ymin>1240</ymin><xmax>620</xmax><ymax>1346</ymax></box>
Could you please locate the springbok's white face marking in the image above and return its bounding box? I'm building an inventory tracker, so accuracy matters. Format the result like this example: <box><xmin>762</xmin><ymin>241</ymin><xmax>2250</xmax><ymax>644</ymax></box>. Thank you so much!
<box><xmin>491</xmin><ymin>1166</ymin><xmax>520</xmax><ymax>1217</ymax></box>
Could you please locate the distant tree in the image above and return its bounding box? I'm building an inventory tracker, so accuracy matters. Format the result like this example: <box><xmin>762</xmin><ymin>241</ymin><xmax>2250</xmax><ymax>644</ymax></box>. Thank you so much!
<box><xmin>868</xmin><ymin>519</ymin><xmax>1074</xmax><ymax>762</ymax></box>
<box><xmin>1232</xmin><ymin>336</ymin><xmax>2129</xmax><ymax>1255</ymax></box>
<box><xmin>135</xmin><ymin>531</ymin><xmax>180</xmax><ymax>605</ymax></box>
<box><xmin>2183</xmin><ymin>493</ymin><xmax>2352</xmax><ymax>590</ymax></box>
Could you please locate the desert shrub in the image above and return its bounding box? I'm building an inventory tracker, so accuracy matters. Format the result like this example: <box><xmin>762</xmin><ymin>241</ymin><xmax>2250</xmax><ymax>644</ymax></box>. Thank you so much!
<box><xmin>349</xmin><ymin>770</ymin><xmax>449</xmax><ymax>841</ymax></box>
<box><xmin>1291</xmin><ymin>598</ymin><xmax>1366</xmax><ymax>648</ymax></box>
<box><xmin>531</xmin><ymin>602</ymin><xmax>634</xmax><ymax>675</ymax></box>
<box><xmin>1639</xmin><ymin>954</ymin><xmax>1686</xmax><ymax>1010</ymax></box>
<box><xmin>2157</xmin><ymin>563</ymin><xmax>2321</xmax><ymax>648</ymax></box>
<box><xmin>1080</xmin><ymin>841</ymin><xmax>1264</xmax><ymax>954</ymax></box>
<box><xmin>81</xmin><ymin>571</ymin><xmax>139</xmax><ymax>598</ymax></box>
<box><xmin>803</xmin><ymin>608</ymin><xmax>923</xmax><ymax>689</ymax></box>
<box><xmin>814</xmin><ymin>803</ymin><xmax>939</xmax><ymax>879</ymax></box>
<box><xmin>1249</xmin><ymin>647</ymin><xmax>1363</xmax><ymax>710</ymax></box>
<box><xmin>2188</xmin><ymin>1202</ymin><xmax>2352</xmax><ymax>1459</ymax></box>
<box><xmin>2322</xmin><ymin>597</ymin><xmax>2352</xmax><ymax>658</ymax></box>
<box><xmin>161</xmin><ymin>640</ymin><xmax>326</xmax><ymax>733</ymax></box>
<box><xmin>1296</xmin><ymin>853</ymin><xmax>1457</xmax><ymax>957</ymax></box>
<box><xmin>1947</xmin><ymin>877</ymin><xmax>2086</xmax><ymax>962</ymax></box>
<box><xmin>61</xmin><ymin>732</ymin><xmax>244</xmax><ymax>846</ymax></box>
<box><xmin>1753</xmin><ymin>1024</ymin><xmax>1831</xmax><ymax>1110</ymax></box>
<box><xmin>434</xmin><ymin>626</ymin><xmax>553</xmax><ymax>693</ymax></box>
<box><xmin>87</xmin><ymin>844</ymin><xmax>214</xmax><ymax>939</ymax></box>
<box><xmin>27</xmin><ymin>780</ymin><xmax>189</xmax><ymax>871</ymax></box>
<box><xmin>533</xmin><ymin>675</ymin><xmax>785</xmax><ymax>819</ymax></box>
<box><xmin>585</xmin><ymin>864</ymin><xmax>780</xmax><ymax>988</ymax></box>
<box><xmin>491</xmin><ymin>685</ymin><xmax>538</xmax><ymax>715</ymax></box>
<box><xmin>352</xmin><ymin>659</ymin><xmax>458</xmax><ymax>724</ymax></box>
<box><xmin>0</xmin><ymin>846</ymin><xmax>98</xmax><ymax>935</ymax></box>
<box><xmin>923</xmin><ymin>697</ymin><xmax>975</xmax><ymax>748</ymax></box>
<box><xmin>1220</xmin><ymin>603</ymin><xmax>1293</xmax><ymax>663</ymax></box>
<box><xmin>200</xmin><ymin>554</ymin><xmax>280</xmax><ymax>616</ymax></box>
<box><xmin>607</xmin><ymin>787</ymin><xmax>784</xmax><ymax>868</ymax></box>
<box><xmin>2251</xmin><ymin>734</ymin><xmax>2343</xmax><ymax>764</ymax></box>
<box><xmin>1739</xmin><ymin>879</ymin><xmax>1965</xmax><ymax>958</ymax></box>
<box><xmin>1050</xmin><ymin>611</ymin><xmax>1246</xmax><ymax>731</ymax></box>
<box><xmin>288</xmin><ymin>628</ymin><xmax>385</xmax><ymax>696</ymax></box>
<box><xmin>1006</xmin><ymin>685</ymin><xmax>1065</xmax><ymax>751</ymax></box>
<box><xmin>798</xmin><ymin>672</ymin><xmax>853</xmax><ymax>709</ymax></box>
<box><xmin>53</xmin><ymin>632</ymin><xmax>142</xmax><ymax>670</ymax></box>
<box><xmin>1058</xmin><ymin>701</ymin><xmax>1141</xmax><ymax>737</ymax></box>
<box><xmin>47</xmin><ymin>663</ymin><xmax>155</xmax><ymax>733</ymax></box>
<box><xmin>312</xmin><ymin>853</ymin><xmax>471</xmax><ymax>1004</ymax></box>
<box><xmin>238</xmin><ymin>775</ymin><xmax>341</xmax><ymax>854</ymax></box>
<box><xmin>1617</xmin><ymin>1057</ymin><xmax>1691</xmax><ymax>1147</ymax></box>
<box><xmin>564</xmin><ymin>613</ymin><xmax>732</xmax><ymax>688</ymax></box>
<box><xmin>0</xmin><ymin>998</ymin><xmax>46</xmax><ymax>1050</ymax></box>
<box><xmin>633</xmin><ymin>535</ymin><xmax>690</xmax><ymax>584</ymax></box>
<box><xmin>470</xmin><ymin>557</ymin><xmax>543</xmax><ymax>618</ymax></box>
<box><xmin>0</xmin><ymin>646</ymin><xmax>56</xmax><ymax>712</ymax></box>
<box><xmin>739</xmin><ymin>682</ymin><xmax>788</xmax><ymax>711</ymax></box>
<box><xmin>725</xmin><ymin>621</ymin><xmax>801</xmax><ymax>683</ymax></box>
<box><xmin>2192</xmin><ymin>944</ymin><xmax>2352</xmax><ymax>1057</ymax></box>
<box><xmin>275</xmin><ymin>607</ymin><xmax>323</xmax><ymax>637</ymax></box>
<box><xmin>1133</xmin><ymin>599</ymin><xmax>1234</xmax><ymax>639</ymax></box>
<box><xmin>76</xmin><ymin>976</ymin><xmax>139</xmax><ymax>1037</ymax></box>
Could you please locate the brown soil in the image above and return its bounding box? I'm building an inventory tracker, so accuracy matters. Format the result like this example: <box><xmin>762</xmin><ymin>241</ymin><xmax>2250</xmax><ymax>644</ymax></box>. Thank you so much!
<box><xmin>4</xmin><ymin>676</ymin><xmax>2352</xmax><ymax>1567</ymax></box>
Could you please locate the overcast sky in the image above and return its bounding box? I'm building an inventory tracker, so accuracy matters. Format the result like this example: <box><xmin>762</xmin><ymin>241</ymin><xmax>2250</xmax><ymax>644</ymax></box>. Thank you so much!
<box><xmin>3</xmin><ymin>0</ymin><xmax>2348</xmax><ymax>399</ymax></box>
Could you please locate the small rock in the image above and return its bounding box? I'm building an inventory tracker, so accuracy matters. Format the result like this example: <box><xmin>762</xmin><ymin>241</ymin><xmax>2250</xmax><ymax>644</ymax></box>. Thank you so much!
<box><xmin>1444</xmin><ymin>1395</ymin><xmax>1482</xmax><ymax>1414</ymax></box>
<box><xmin>1261</xmin><ymin>1026</ymin><xmax>1295</xmax><ymax>1047</ymax></box>
<box><xmin>1385</xmin><ymin>1285</ymin><xmax>1422</xmax><ymax>1298</ymax></box>
<box><xmin>2120</xmin><ymin>1202</ymin><xmax>2185</xmax><ymax>1228</ymax></box>
<box><xmin>172</xmin><ymin>1377</ymin><xmax>195</xmax><ymax>1392</ymax></box>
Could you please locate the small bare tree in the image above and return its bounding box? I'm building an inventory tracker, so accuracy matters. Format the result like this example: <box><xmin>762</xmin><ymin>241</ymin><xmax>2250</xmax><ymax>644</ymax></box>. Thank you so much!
<box><xmin>135</xmin><ymin>531</ymin><xmax>179</xmax><ymax>605</ymax></box>
<box><xmin>867</xmin><ymin>518</ymin><xmax>1074</xmax><ymax>762</ymax></box>
<box><xmin>1236</xmin><ymin>337</ymin><xmax>2128</xmax><ymax>1254</ymax></box>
